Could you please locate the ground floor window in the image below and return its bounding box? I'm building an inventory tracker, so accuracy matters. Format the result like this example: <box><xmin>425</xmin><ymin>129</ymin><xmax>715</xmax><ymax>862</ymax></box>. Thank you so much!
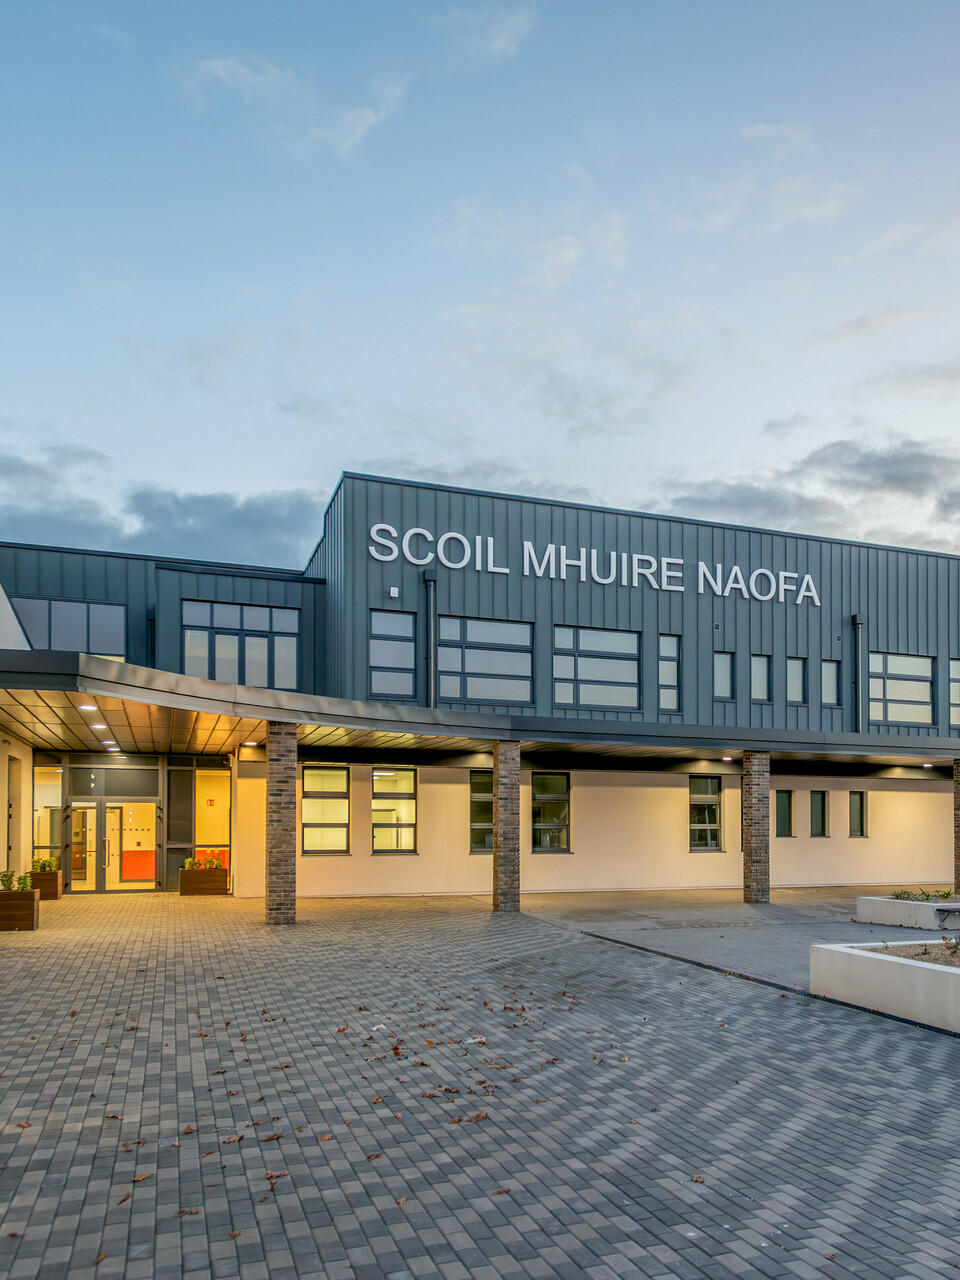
<box><xmin>775</xmin><ymin>789</ymin><xmax>794</xmax><ymax>837</ymax></box>
<box><xmin>372</xmin><ymin>768</ymin><xmax>417</xmax><ymax>853</ymax></box>
<box><xmin>33</xmin><ymin>764</ymin><xmax>62</xmax><ymax>865</ymax></box>
<box><xmin>689</xmin><ymin>776</ymin><xmax>721</xmax><ymax>849</ymax></box>
<box><xmin>469</xmin><ymin>770</ymin><xmax>493</xmax><ymax>852</ymax></box>
<box><xmin>849</xmin><ymin>790</ymin><xmax>866</xmax><ymax>837</ymax></box>
<box><xmin>531</xmin><ymin>772</ymin><xmax>570</xmax><ymax>851</ymax></box>
<box><xmin>302</xmin><ymin>766</ymin><xmax>350</xmax><ymax>854</ymax></box>
<box><xmin>810</xmin><ymin>790</ymin><xmax>828</xmax><ymax>837</ymax></box>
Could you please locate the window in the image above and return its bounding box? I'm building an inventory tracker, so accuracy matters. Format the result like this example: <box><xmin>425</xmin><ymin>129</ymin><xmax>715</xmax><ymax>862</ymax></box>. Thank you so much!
<box><xmin>12</xmin><ymin>597</ymin><xmax>126</xmax><ymax>658</ymax></box>
<box><xmin>469</xmin><ymin>770</ymin><xmax>493</xmax><ymax>852</ymax></box>
<box><xmin>531</xmin><ymin>772</ymin><xmax>570</xmax><ymax>852</ymax></box>
<box><xmin>950</xmin><ymin>659</ymin><xmax>960</xmax><ymax>727</ymax></box>
<box><xmin>787</xmin><ymin>657</ymin><xmax>806</xmax><ymax>704</ymax></box>
<box><xmin>302</xmin><ymin>767</ymin><xmax>350</xmax><ymax>854</ymax></box>
<box><xmin>849</xmin><ymin>790</ymin><xmax>866</xmax><ymax>838</ymax></box>
<box><xmin>372</xmin><ymin>769</ymin><xmax>417</xmax><ymax>853</ymax></box>
<box><xmin>369</xmin><ymin>611</ymin><xmax>416</xmax><ymax>699</ymax></box>
<box><xmin>869</xmin><ymin>653</ymin><xmax>934</xmax><ymax>726</ymax></box>
<box><xmin>810</xmin><ymin>790</ymin><xmax>828</xmax><ymax>837</ymax></box>
<box><xmin>751</xmin><ymin>655</ymin><xmax>771</xmax><ymax>702</ymax></box>
<box><xmin>689</xmin><ymin>776</ymin><xmax>721</xmax><ymax>849</ymax></box>
<box><xmin>438</xmin><ymin>617</ymin><xmax>533</xmax><ymax>704</ymax></box>
<box><xmin>181</xmin><ymin>601</ymin><xmax>299</xmax><ymax>690</ymax></box>
<box><xmin>659</xmin><ymin>635</ymin><xmax>680</xmax><ymax>711</ymax></box>
<box><xmin>713</xmin><ymin>652</ymin><xmax>734</xmax><ymax>700</ymax></box>
<box><xmin>821</xmin><ymin>660</ymin><xmax>840</xmax><ymax>706</ymax></box>
<box><xmin>775</xmin><ymin>790</ymin><xmax>794</xmax><ymax>837</ymax></box>
<box><xmin>553</xmin><ymin>626</ymin><xmax>639</xmax><ymax>709</ymax></box>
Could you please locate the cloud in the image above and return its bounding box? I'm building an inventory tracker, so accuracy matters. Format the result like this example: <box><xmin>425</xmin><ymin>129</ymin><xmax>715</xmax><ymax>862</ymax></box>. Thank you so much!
<box><xmin>440</xmin><ymin>2</ymin><xmax>537</xmax><ymax>58</ymax></box>
<box><xmin>660</xmin><ymin>478</ymin><xmax>847</xmax><ymax>534</ymax></box>
<box><xmin>189</xmin><ymin>56</ymin><xmax>408</xmax><ymax>156</ymax></box>
<box><xmin>656</xmin><ymin>176</ymin><xmax>756</xmax><ymax>235</ymax></box>
<box><xmin>798</xmin><ymin>437</ymin><xmax>960</xmax><ymax>498</ymax></box>
<box><xmin>741</xmin><ymin>123</ymin><xmax>814</xmax><ymax>147</ymax></box>
<box><xmin>856</xmin><ymin>358</ymin><xmax>960</xmax><ymax>399</ymax></box>
<box><xmin>812</xmin><ymin>304</ymin><xmax>933</xmax><ymax>347</ymax></box>
<box><xmin>277</xmin><ymin>392</ymin><xmax>344</xmax><ymax>424</ymax></box>
<box><xmin>365</xmin><ymin>453</ymin><xmax>600</xmax><ymax>505</ymax></box>
<box><xmin>847</xmin><ymin>222</ymin><xmax>921</xmax><ymax>259</ymax></box>
<box><xmin>762</xmin><ymin>413</ymin><xmax>815</xmax><ymax>438</ymax></box>
<box><xmin>765</xmin><ymin>175</ymin><xmax>859</xmax><ymax>231</ymax></box>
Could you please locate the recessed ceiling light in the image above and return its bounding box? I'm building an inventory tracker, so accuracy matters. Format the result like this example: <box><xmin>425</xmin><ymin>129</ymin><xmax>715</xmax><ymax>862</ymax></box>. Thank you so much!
<box><xmin>91</xmin><ymin>723</ymin><xmax>106</xmax><ymax>729</ymax></box>
<box><xmin>243</xmin><ymin>741</ymin><xmax>257</xmax><ymax>746</ymax></box>
<box><xmin>107</xmin><ymin>747</ymin><xmax>120</xmax><ymax>752</ymax></box>
<box><xmin>722</xmin><ymin>756</ymin><xmax>733</xmax><ymax>762</ymax></box>
<box><xmin>923</xmin><ymin>762</ymin><xmax>933</xmax><ymax>768</ymax></box>
<box><xmin>79</xmin><ymin>705</ymin><xmax>96</xmax><ymax>711</ymax></box>
<box><xmin>101</xmin><ymin>740</ymin><xmax>116</xmax><ymax>746</ymax></box>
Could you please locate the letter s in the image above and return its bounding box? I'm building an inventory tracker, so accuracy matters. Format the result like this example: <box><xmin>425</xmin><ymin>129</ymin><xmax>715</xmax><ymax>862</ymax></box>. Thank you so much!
<box><xmin>369</xmin><ymin>523</ymin><xmax>399</xmax><ymax>562</ymax></box>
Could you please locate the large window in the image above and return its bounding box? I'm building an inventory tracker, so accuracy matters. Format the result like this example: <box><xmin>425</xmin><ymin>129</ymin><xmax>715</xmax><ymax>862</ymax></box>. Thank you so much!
<box><xmin>12</xmin><ymin>597</ymin><xmax>125</xmax><ymax>658</ymax></box>
<box><xmin>658</xmin><ymin>635</ymin><xmax>680</xmax><ymax>711</ymax></box>
<box><xmin>182</xmin><ymin>602</ymin><xmax>298</xmax><ymax>689</ymax></box>
<box><xmin>438</xmin><ymin>617</ymin><xmax>533</xmax><ymax>704</ymax></box>
<box><xmin>952</xmin><ymin>660</ymin><xmax>960</xmax><ymax>727</ymax></box>
<box><xmin>810</xmin><ymin>790</ymin><xmax>828</xmax><ymax>837</ymax></box>
<box><xmin>553</xmin><ymin>626</ymin><xmax>639</xmax><ymax>709</ymax></box>
<box><xmin>775</xmin><ymin>789</ymin><xmax>794</xmax><ymax>837</ymax></box>
<box><xmin>372</xmin><ymin>768</ymin><xmax>417</xmax><ymax>853</ymax></box>
<box><xmin>821</xmin><ymin>660</ymin><xmax>840</xmax><ymax>706</ymax></box>
<box><xmin>531</xmin><ymin>772</ymin><xmax>570</xmax><ymax>852</ymax></box>
<box><xmin>689</xmin><ymin>776</ymin><xmax>721</xmax><ymax>849</ymax></box>
<box><xmin>369</xmin><ymin>611</ymin><xmax>416</xmax><ymax>700</ymax></box>
<box><xmin>713</xmin><ymin>652</ymin><xmax>734</xmax><ymax>701</ymax></box>
<box><xmin>787</xmin><ymin>657</ymin><xmax>806</xmax><ymax>704</ymax></box>
<box><xmin>33</xmin><ymin>765</ymin><xmax>63</xmax><ymax>863</ymax></box>
<box><xmin>751</xmin><ymin>655</ymin><xmax>771</xmax><ymax>702</ymax></box>
<box><xmin>302</xmin><ymin>767</ymin><xmax>350</xmax><ymax>854</ymax></box>
<box><xmin>869</xmin><ymin>653</ymin><xmax>934</xmax><ymax>726</ymax></box>
<box><xmin>849</xmin><ymin>791</ymin><xmax>866</xmax><ymax>838</ymax></box>
<box><xmin>469</xmin><ymin>770</ymin><xmax>493</xmax><ymax>852</ymax></box>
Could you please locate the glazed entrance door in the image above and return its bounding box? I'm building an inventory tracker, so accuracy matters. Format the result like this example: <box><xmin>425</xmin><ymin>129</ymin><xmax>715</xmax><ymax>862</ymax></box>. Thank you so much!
<box><xmin>67</xmin><ymin>800</ymin><xmax>158</xmax><ymax>892</ymax></box>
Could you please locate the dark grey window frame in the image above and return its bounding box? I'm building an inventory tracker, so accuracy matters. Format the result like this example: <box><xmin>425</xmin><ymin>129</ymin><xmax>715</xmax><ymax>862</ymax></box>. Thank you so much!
<box><xmin>951</xmin><ymin>659</ymin><xmax>960</xmax><ymax>729</ymax></box>
<box><xmin>821</xmin><ymin>659</ymin><xmax>841</xmax><ymax>706</ymax></box>
<box><xmin>437</xmin><ymin>616</ymin><xmax>534</xmax><ymax>706</ymax></box>
<box><xmin>371</xmin><ymin>768</ymin><xmax>418</xmax><ymax>855</ymax></box>
<box><xmin>531</xmin><ymin>771</ymin><xmax>571</xmax><ymax>853</ymax></box>
<box><xmin>181</xmin><ymin>601</ymin><xmax>299</xmax><ymax>691</ymax></box>
<box><xmin>469</xmin><ymin>769</ymin><xmax>493</xmax><ymax>853</ymax></box>
<box><xmin>849</xmin><ymin>790</ymin><xmax>867</xmax><ymax>838</ymax></box>
<box><xmin>786</xmin><ymin>657</ymin><xmax>806</xmax><ymax>705</ymax></box>
<box><xmin>689</xmin><ymin>775</ymin><xmax>722</xmax><ymax>850</ymax></box>
<box><xmin>713</xmin><ymin>651</ymin><xmax>735</xmax><ymax>701</ymax></box>
<box><xmin>810</xmin><ymin>790</ymin><xmax>828</xmax><ymax>838</ymax></box>
<box><xmin>11</xmin><ymin>595</ymin><xmax>126</xmax><ymax>658</ymax></box>
<box><xmin>750</xmin><ymin>654</ymin><xmax>771</xmax><ymax>703</ymax></box>
<box><xmin>369</xmin><ymin>610</ymin><xmax>417</xmax><ymax>702</ymax></box>
<box><xmin>553</xmin><ymin>626</ymin><xmax>640</xmax><ymax>710</ymax></box>
<box><xmin>301</xmin><ymin>765</ymin><xmax>350</xmax><ymax>856</ymax></box>
<box><xmin>868</xmin><ymin>652</ymin><xmax>935</xmax><ymax>727</ymax></box>
<box><xmin>658</xmin><ymin>635</ymin><xmax>681</xmax><ymax>713</ymax></box>
<box><xmin>775</xmin><ymin>789</ymin><xmax>794</xmax><ymax>837</ymax></box>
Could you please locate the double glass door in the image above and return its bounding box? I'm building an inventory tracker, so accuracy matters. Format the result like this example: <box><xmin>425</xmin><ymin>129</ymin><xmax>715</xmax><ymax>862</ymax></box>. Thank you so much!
<box><xmin>70</xmin><ymin>800</ymin><xmax>158</xmax><ymax>893</ymax></box>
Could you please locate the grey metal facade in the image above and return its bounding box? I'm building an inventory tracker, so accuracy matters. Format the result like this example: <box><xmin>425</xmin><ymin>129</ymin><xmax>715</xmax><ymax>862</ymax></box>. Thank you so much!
<box><xmin>3</xmin><ymin>471</ymin><xmax>960</xmax><ymax>755</ymax></box>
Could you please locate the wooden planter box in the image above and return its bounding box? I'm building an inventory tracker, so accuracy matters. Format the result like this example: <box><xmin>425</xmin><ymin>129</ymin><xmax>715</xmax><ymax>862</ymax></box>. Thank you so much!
<box><xmin>179</xmin><ymin>868</ymin><xmax>229</xmax><ymax>896</ymax></box>
<box><xmin>31</xmin><ymin>870</ymin><xmax>63</xmax><ymax>901</ymax></box>
<box><xmin>0</xmin><ymin>890</ymin><xmax>40</xmax><ymax>931</ymax></box>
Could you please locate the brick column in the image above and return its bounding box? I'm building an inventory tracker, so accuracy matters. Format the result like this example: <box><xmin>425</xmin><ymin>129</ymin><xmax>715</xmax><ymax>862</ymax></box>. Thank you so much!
<box><xmin>742</xmin><ymin>750</ymin><xmax>771</xmax><ymax>904</ymax></box>
<box><xmin>492</xmin><ymin>741</ymin><xmax>521</xmax><ymax>912</ymax></box>
<box><xmin>954</xmin><ymin>761</ymin><xmax>960</xmax><ymax>893</ymax></box>
<box><xmin>265</xmin><ymin>721</ymin><xmax>298</xmax><ymax>925</ymax></box>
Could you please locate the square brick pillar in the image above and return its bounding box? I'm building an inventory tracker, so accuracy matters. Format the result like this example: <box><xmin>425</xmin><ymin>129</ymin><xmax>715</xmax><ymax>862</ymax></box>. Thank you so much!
<box><xmin>265</xmin><ymin>721</ymin><xmax>298</xmax><ymax>926</ymax></box>
<box><xmin>742</xmin><ymin>750</ymin><xmax>771</xmax><ymax>904</ymax></box>
<box><xmin>954</xmin><ymin>761</ymin><xmax>960</xmax><ymax>893</ymax></box>
<box><xmin>493</xmin><ymin>741</ymin><xmax>521</xmax><ymax>912</ymax></box>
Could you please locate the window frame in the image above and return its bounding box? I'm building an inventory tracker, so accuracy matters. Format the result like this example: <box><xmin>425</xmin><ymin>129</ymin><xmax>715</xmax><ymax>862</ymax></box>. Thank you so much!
<box><xmin>438</xmin><ymin>616</ymin><xmax>534</xmax><ymax>706</ymax></box>
<box><xmin>750</xmin><ymin>654</ymin><xmax>771</xmax><ymax>703</ymax></box>
<box><xmin>821</xmin><ymin>659</ymin><xmax>841</xmax><ymax>707</ymax></box>
<box><xmin>531</xmin><ymin>771</ymin><xmax>571</xmax><ymax>853</ymax></box>
<box><xmin>180</xmin><ymin>600</ymin><xmax>300</xmax><ymax>691</ymax></box>
<box><xmin>849</xmin><ymin>790</ymin><xmax>867</xmax><ymax>838</ymax></box>
<box><xmin>469</xmin><ymin>769</ymin><xmax>494</xmax><ymax>854</ymax></box>
<box><xmin>810</xmin><ymin>790</ymin><xmax>829</xmax><ymax>838</ymax></box>
<box><xmin>689</xmin><ymin>775</ymin><xmax>722</xmax><ymax>851</ymax></box>
<box><xmin>951</xmin><ymin>659</ymin><xmax>960</xmax><ymax>728</ymax></box>
<box><xmin>775</xmin><ymin>789</ymin><xmax>794</xmax><ymax>838</ymax></box>
<box><xmin>786</xmin><ymin>657</ymin><xmax>806</xmax><ymax>705</ymax></box>
<box><xmin>371</xmin><ymin>768</ymin><xmax>418</xmax><ymax>855</ymax></box>
<box><xmin>368</xmin><ymin>610</ymin><xmax>417</xmax><ymax>702</ymax></box>
<box><xmin>713</xmin><ymin>651</ymin><xmax>735</xmax><ymax>702</ymax></box>
<box><xmin>868</xmin><ymin>652</ymin><xmax>935</xmax><ymax>727</ymax></box>
<box><xmin>11</xmin><ymin>595</ymin><xmax>127</xmax><ymax>659</ymax></box>
<box><xmin>301</xmin><ymin>765</ymin><xmax>350</xmax><ymax>856</ymax></box>
<box><xmin>658</xmin><ymin>635</ymin><xmax>681</xmax><ymax>713</ymax></box>
<box><xmin>552</xmin><ymin>625</ymin><xmax>640</xmax><ymax>711</ymax></box>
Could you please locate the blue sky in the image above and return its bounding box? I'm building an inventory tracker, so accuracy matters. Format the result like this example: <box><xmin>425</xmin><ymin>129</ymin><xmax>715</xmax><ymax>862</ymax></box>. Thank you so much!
<box><xmin>2</xmin><ymin>0</ymin><xmax>959</xmax><ymax>565</ymax></box>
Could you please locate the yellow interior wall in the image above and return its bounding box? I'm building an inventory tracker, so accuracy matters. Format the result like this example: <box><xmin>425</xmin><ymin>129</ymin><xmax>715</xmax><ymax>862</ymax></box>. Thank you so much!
<box><xmin>232</xmin><ymin>773</ymin><xmax>266</xmax><ymax>897</ymax></box>
<box><xmin>1</xmin><ymin>733</ymin><xmax>35</xmax><ymax>875</ymax></box>
<box><xmin>195</xmin><ymin>771</ymin><xmax>231</xmax><ymax>846</ymax></box>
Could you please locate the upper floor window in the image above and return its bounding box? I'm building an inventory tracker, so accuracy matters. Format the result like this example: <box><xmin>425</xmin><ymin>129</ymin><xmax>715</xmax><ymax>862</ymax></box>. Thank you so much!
<box><xmin>369</xmin><ymin>611</ymin><xmax>416</xmax><ymax>700</ymax></box>
<box><xmin>553</xmin><ymin>626</ymin><xmax>639</xmax><ymax>709</ymax></box>
<box><xmin>182</xmin><ymin>601</ymin><xmax>298</xmax><ymax>690</ymax></box>
<box><xmin>787</xmin><ymin>657</ymin><xmax>806</xmax><ymax>704</ymax></box>
<box><xmin>438</xmin><ymin>617</ymin><xmax>533</xmax><ymax>704</ymax></box>
<box><xmin>751</xmin><ymin>655</ymin><xmax>771</xmax><ymax>702</ymax></box>
<box><xmin>11</xmin><ymin>597</ymin><xmax>125</xmax><ymax>658</ymax></box>
<box><xmin>869</xmin><ymin>652</ymin><xmax>933</xmax><ymax>726</ymax></box>
<box><xmin>821</xmin><ymin>659</ymin><xmax>840</xmax><ymax>706</ymax></box>
<box><xmin>713</xmin><ymin>652</ymin><xmax>734</xmax><ymax>700</ymax></box>
<box><xmin>658</xmin><ymin>635</ymin><xmax>680</xmax><ymax>711</ymax></box>
<box><xmin>950</xmin><ymin>660</ymin><xmax>960</xmax><ymax>727</ymax></box>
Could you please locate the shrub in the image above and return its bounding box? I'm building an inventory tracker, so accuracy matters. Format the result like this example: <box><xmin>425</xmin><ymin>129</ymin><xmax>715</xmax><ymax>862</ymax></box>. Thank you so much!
<box><xmin>15</xmin><ymin>873</ymin><xmax>31</xmax><ymax>892</ymax></box>
<box><xmin>0</xmin><ymin>870</ymin><xmax>13</xmax><ymax>891</ymax></box>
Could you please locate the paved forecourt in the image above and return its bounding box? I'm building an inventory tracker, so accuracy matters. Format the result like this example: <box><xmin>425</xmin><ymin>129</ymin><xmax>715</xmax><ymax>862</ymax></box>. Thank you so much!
<box><xmin>0</xmin><ymin>894</ymin><xmax>959</xmax><ymax>1279</ymax></box>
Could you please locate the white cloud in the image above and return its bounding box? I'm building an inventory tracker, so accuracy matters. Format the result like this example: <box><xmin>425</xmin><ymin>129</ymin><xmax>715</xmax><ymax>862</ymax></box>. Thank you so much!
<box><xmin>741</xmin><ymin>122</ymin><xmax>814</xmax><ymax>147</ymax></box>
<box><xmin>655</xmin><ymin>175</ymin><xmax>756</xmax><ymax>235</ymax></box>
<box><xmin>441</xmin><ymin>2</ymin><xmax>538</xmax><ymax>58</ymax></box>
<box><xmin>812</xmin><ymin>304</ymin><xmax>934</xmax><ymax>347</ymax></box>
<box><xmin>848</xmin><ymin>222</ymin><xmax>921</xmax><ymax>259</ymax></box>
<box><xmin>765</xmin><ymin>174</ymin><xmax>860</xmax><ymax>231</ymax></box>
<box><xmin>308</xmin><ymin>76</ymin><xmax>408</xmax><ymax>155</ymax></box>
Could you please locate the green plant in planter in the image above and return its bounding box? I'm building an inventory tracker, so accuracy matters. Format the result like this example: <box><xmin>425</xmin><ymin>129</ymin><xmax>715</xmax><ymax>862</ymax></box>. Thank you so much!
<box><xmin>183</xmin><ymin>857</ymin><xmax>195</xmax><ymax>870</ymax></box>
<box><xmin>200</xmin><ymin>854</ymin><xmax>223</xmax><ymax>870</ymax></box>
<box><xmin>16</xmin><ymin>873</ymin><xmax>31</xmax><ymax>892</ymax></box>
<box><xmin>0</xmin><ymin>870</ymin><xmax>14</xmax><ymax>891</ymax></box>
<box><xmin>891</xmin><ymin>889</ymin><xmax>909</xmax><ymax>900</ymax></box>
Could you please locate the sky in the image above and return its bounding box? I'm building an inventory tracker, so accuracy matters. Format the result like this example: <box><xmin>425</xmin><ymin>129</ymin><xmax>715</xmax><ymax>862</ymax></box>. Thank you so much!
<box><xmin>1</xmin><ymin>0</ymin><xmax>960</xmax><ymax>568</ymax></box>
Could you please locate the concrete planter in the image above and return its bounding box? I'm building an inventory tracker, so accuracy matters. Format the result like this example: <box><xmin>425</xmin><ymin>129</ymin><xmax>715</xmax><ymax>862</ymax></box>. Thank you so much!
<box><xmin>0</xmin><ymin>889</ymin><xmax>40</xmax><ymax>931</ymax></box>
<box><xmin>856</xmin><ymin>896</ymin><xmax>960</xmax><ymax>929</ymax></box>
<box><xmin>179</xmin><ymin>868</ymin><xmax>229</xmax><ymax>896</ymax></box>
<box><xmin>31</xmin><ymin>870</ymin><xmax>63</xmax><ymax>901</ymax></box>
<box><xmin>810</xmin><ymin>940</ymin><xmax>960</xmax><ymax>1034</ymax></box>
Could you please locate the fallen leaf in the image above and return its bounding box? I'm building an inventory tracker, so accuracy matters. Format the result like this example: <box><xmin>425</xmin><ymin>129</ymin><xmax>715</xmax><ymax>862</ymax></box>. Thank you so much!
<box><xmin>230</xmin><ymin>1230</ymin><xmax>240</xmax><ymax>1237</ymax></box>
<box><xmin>116</xmin><ymin>1193</ymin><xmax>131</xmax><ymax>1205</ymax></box>
<box><xmin>212</xmin><ymin>1069</ymin><xmax>226</xmax><ymax>1075</ymax></box>
<box><xmin>372</xmin><ymin>1097</ymin><xmax>382</xmax><ymax>1104</ymax></box>
<box><xmin>272</xmin><ymin>1064</ymin><xmax>291</xmax><ymax>1070</ymax></box>
<box><xmin>260</xmin><ymin>1133</ymin><xmax>282</xmax><ymax>1142</ymax></box>
<box><xmin>15</xmin><ymin>1121</ymin><xmax>30</xmax><ymax>1128</ymax></box>
<box><xmin>396</xmin><ymin>1196</ymin><xmax>406</xmax><ymax>1205</ymax></box>
<box><xmin>336</xmin><ymin>1026</ymin><xmax>348</xmax><ymax>1034</ymax></box>
<box><xmin>367</xmin><ymin>1152</ymin><xmax>382</xmax><ymax>1160</ymax></box>
<box><xmin>691</xmin><ymin>1175</ymin><xmax>705</xmax><ymax>1184</ymax></box>
<box><xmin>182</xmin><ymin>1125</ymin><xmax>196</xmax><ymax>1134</ymax></box>
<box><xmin>494</xmin><ymin>1188</ymin><xmax>511</xmax><ymax>1195</ymax></box>
<box><xmin>177</xmin><ymin>1209</ymin><xmax>199</xmax><ymax>1217</ymax></box>
<box><xmin>106</xmin><ymin>1114</ymin><xmax>123</xmax><ymax>1120</ymax></box>
<box><xmin>70</xmin><ymin>1011</ymin><xmax>77</xmax><ymax>1017</ymax></box>
<box><xmin>317</xmin><ymin>1134</ymin><xmax>333</xmax><ymax>1142</ymax></box>
<box><xmin>222</xmin><ymin>1136</ymin><xmax>244</xmax><ymax>1144</ymax></box>
<box><xmin>131</xmin><ymin>1174</ymin><xmax>152</xmax><ymax>1183</ymax></box>
<box><xmin>93</xmin><ymin>1254</ymin><xmax>107</xmax><ymax>1264</ymax></box>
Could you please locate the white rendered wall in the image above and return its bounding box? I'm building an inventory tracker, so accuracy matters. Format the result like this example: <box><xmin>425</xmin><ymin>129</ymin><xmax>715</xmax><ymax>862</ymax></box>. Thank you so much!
<box><xmin>1</xmin><ymin>731</ymin><xmax>34</xmax><ymax>875</ymax></box>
